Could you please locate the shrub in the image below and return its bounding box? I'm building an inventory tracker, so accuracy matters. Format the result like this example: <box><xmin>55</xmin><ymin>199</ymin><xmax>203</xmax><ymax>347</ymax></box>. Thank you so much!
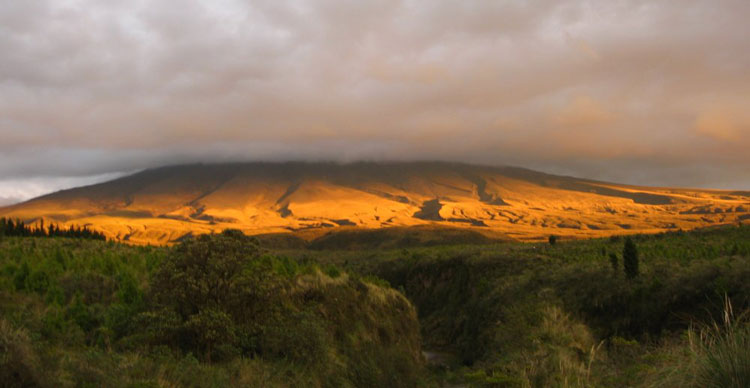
<box><xmin>609</xmin><ymin>253</ymin><xmax>619</xmax><ymax>274</ymax></box>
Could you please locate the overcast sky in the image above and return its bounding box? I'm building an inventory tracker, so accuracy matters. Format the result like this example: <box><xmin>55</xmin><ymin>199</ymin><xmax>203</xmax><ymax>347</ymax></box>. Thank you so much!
<box><xmin>1</xmin><ymin>0</ymin><xmax>749</xmax><ymax>204</ymax></box>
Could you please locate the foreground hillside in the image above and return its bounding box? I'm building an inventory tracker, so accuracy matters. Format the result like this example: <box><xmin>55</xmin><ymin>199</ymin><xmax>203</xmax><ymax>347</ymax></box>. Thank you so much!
<box><xmin>1</xmin><ymin>162</ymin><xmax>749</xmax><ymax>245</ymax></box>
<box><xmin>296</xmin><ymin>225</ymin><xmax>750</xmax><ymax>387</ymax></box>
<box><xmin>1</xmin><ymin>225</ymin><xmax>749</xmax><ymax>387</ymax></box>
<box><xmin>0</xmin><ymin>232</ymin><xmax>424</xmax><ymax>387</ymax></box>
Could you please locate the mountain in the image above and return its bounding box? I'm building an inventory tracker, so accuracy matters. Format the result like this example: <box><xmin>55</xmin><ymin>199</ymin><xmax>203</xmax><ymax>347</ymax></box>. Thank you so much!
<box><xmin>1</xmin><ymin>162</ymin><xmax>749</xmax><ymax>245</ymax></box>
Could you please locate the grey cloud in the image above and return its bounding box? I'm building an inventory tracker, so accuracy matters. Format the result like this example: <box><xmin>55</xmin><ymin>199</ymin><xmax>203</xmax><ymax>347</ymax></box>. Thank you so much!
<box><xmin>0</xmin><ymin>172</ymin><xmax>127</xmax><ymax>205</ymax></box>
<box><xmin>0</xmin><ymin>197</ymin><xmax>20</xmax><ymax>207</ymax></box>
<box><xmin>1</xmin><ymin>0</ymin><xmax>749</xmax><ymax>197</ymax></box>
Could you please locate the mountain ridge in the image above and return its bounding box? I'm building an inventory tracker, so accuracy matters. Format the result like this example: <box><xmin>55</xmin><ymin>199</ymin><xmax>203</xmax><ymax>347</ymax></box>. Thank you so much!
<box><xmin>2</xmin><ymin>161</ymin><xmax>749</xmax><ymax>245</ymax></box>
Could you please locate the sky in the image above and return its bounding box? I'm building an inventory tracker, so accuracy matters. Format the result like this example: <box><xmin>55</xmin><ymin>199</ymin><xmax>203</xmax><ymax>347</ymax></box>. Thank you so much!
<box><xmin>1</xmin><ymin>0</ymin><xmax>749</xmax><ymax>204</ymax></box>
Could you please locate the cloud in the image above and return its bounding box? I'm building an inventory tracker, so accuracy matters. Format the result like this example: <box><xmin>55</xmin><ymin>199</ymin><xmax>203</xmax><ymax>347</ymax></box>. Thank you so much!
<box><xmin>554</xmin><ymin>96</ymin><xmax>614</xmax><ymax>128</ymax></box>
<box><xmin>0</xmin><ymin>173</ymin><xmax>128</xmax><ymax>205</ymax></box>
<box><xmin>0</xmin><ymin>0</ymin><xmax>749</xmax><ymax>193</ymax></box>
<box><xmin>694</xmin><ymin>106</ymin><xmax>749</xmax><ymax>142</ymax></box>
<box><xmin>0</xmin><ymin>197</ymin><xmax>19</xmax><ymax>207</ymax></box>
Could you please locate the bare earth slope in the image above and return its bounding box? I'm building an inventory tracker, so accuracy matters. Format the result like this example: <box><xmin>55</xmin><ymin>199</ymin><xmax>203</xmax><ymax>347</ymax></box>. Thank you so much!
<box><xmin>1</xmin><ymin>162</ymin><xmax>749</xmax><ymax>245</ymax></box>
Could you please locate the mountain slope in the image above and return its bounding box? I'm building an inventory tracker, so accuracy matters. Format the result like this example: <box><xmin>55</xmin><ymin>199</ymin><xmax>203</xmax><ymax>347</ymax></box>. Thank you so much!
<box><xmin>1</xmin><ymin>162</ymin><xmax>749</xmax><ymax>245</ymax></box>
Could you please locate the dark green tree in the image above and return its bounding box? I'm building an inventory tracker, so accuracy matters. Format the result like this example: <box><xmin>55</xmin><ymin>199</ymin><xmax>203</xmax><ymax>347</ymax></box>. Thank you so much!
<box><xmin>185</xmin><ymin>308</ymin><xmax>236</xmax><ymax>363</ymax></box>
<box><xmin>0</xmin><ymin>217</ymin><xmax>103</xmax><ymax>241</ymax></box>
<box><xmin>548</xmin><ymin>235</ymin><xmax>558</xmax><ymax>245</ymax></box>
<box><xmin>151</xmin><ymin>229</ymin><xmax>260</xmax><ymax>318</ymax></box>
<box><xmin>146</xmin><ymin>229</ymin><xmax>268</xmax><ymax>361</ymax></box>
<box><xmin>623</xmin><ymin>236</ymin><xmax>639</xmax><ymax>279</ymax></box>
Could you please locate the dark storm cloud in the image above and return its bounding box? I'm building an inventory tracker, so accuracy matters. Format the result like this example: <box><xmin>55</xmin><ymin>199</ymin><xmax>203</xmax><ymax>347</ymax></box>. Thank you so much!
<box><xmin>1</xmin><ymin>0</ymin><xmax>749</xmax><ymax>201</ymax></box>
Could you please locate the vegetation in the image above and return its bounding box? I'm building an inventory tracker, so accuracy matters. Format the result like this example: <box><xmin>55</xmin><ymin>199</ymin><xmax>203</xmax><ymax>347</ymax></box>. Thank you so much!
<box><xmin>0</xmin><ymin>217</ymin><xmax>106</xmax><ymax>241</ymax></box>
<box><xmin>1</xmin><ymin>224</ymin><xmax>749</xmax><ymax>387</ymax></box>
<box><xmin>284</xmin><ymin>224</ymin><xmax>750</xmax><ymax>386</ymax></box>
<box><xmin>0</xmin><ymin>231</ymin><xmax>424</xmax><ymax>387</ymax></box>
<box><xmin>687</xmin><ymin>314</ymin><xmax>750</xmax><ymax>388</ymax></box>
<box><xmin>305</xmin><ymin>226</ymin><xmax>503</xmax><ymax>250</ymax></box>
<box><xmin>609</xmin><ymin>252</ymin><xmax>619</xmax><ymax>274</ymax></box>
<box><xmin>623</xmin><ymin>236</ymin><xmax>639</xmax><ymax>279</ymax></box>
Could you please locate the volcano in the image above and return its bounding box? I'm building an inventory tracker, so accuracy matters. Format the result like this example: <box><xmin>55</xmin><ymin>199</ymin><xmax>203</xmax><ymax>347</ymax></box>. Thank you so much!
<box><xmin>1</xmin><ymin>162</ymin><xmax>748</xmax><ymax>245</ymax></box>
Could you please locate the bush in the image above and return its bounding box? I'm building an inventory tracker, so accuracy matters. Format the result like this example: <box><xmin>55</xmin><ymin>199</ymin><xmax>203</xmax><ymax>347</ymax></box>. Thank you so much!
<box><xmin>609</xmin><ymin>252</ymin><xmax>619</xmax><ymax>274</ymax></box>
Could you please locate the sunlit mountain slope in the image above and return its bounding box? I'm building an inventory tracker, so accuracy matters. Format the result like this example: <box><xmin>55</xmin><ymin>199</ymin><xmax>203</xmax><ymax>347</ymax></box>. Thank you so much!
<box><xmin>2</xmin><ymin>162</ymin><xmax>748</xmax><ymax>245</ymax></box>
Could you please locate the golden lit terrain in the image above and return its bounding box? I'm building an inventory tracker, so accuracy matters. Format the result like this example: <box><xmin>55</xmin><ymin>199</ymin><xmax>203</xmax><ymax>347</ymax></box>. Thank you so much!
<box><xmin>1</xmin><ymin>162</ymin><xmax>748</xmax><ymax>245</ymax></box>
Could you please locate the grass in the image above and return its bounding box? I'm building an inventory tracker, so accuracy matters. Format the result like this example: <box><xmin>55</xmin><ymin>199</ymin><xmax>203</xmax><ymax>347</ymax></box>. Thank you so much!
<box><xmin>646</xmin><ymin>297</ymin><xmax>750</xmax><ymax>388</ymax></box>
<box><xmin>692</xmin><ymin>316</ymin><xmax>750</xmax><ymax>387</ymax></box>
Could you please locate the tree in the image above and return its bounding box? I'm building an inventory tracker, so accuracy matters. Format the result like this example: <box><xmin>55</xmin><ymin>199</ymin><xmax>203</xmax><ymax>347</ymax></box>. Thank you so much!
<box><xmin>548</xmin><ymin>235</ymin><xmax>558</xmax><ymax>245</ymax></box>
<box><xmin>0</xmin><ymin>217</ymin><xmax>104</xmax><ymax>241</ymax></box>
<box><xmin>151</xmin><ymin>229</ymin><xmax>260</xmax><ymax>318</ymax></box>
<box><xmin>185</xmin><ymin>308</ymin><xmax>236</xmax><ymax>363</ymax></box>
<box><xmin>146</xmin><ymin>229</ymin><xmax>264</xmax><ymax>361</ymax></box>
<box><xmin>623</xmin><ymin>237</ymin><xmax>639</xmax><ymax>279</ymax></box>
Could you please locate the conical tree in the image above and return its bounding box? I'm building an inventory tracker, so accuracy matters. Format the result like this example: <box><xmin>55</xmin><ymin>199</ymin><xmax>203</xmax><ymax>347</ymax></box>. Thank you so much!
<box><xmin>623</xmin><ymin>236</ymin><xmax>639</xmax><ymax>279</ymax></box>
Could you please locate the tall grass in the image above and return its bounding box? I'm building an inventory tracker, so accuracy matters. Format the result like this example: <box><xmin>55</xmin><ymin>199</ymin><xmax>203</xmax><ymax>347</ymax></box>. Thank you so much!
<box><xmin>517</xmin><ymin>306</ymin><xmax>604</xmax><ymax>388</ymax></box>
<box><xmin>690</xmin><ymin>298</ymin><xmax>750</xmax><ymax>388</ymax></box>
<box><xmin>651</xmin><ymin>297</ymin><xmax>750</xmax><ymax>388</ymax></box>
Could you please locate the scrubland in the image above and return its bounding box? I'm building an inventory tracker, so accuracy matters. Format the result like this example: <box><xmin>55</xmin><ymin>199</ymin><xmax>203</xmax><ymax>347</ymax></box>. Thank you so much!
<box><xmin>1</xmin><ymin>224</ymin><xmax>749</xmax><ymax>387</ymax></box>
